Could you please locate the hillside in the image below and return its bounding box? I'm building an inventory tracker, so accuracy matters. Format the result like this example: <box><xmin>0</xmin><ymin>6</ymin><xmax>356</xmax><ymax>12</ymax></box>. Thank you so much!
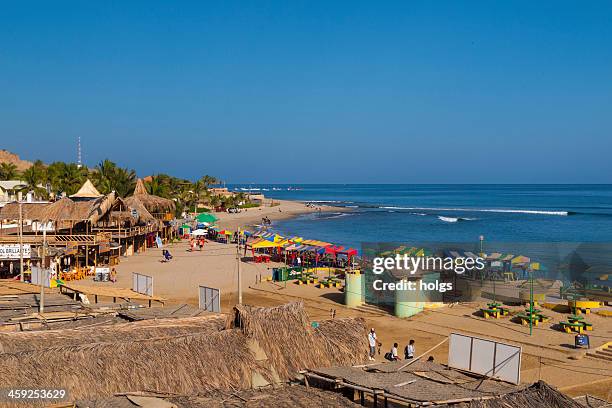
<box><xmin>0</xmin><ymin>149</ymin><xmax>33</xmax><ymax>171</ymax></box>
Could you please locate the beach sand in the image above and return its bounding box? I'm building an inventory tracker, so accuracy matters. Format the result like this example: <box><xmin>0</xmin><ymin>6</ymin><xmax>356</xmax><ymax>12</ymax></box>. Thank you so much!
<box><xmin>214</xmin><ymin>199</ymin><xmax>347</xmax><ymax>230</ymax></box>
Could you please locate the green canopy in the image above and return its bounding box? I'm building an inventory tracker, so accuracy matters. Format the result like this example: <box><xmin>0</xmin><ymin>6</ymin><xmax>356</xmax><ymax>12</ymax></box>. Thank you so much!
<box><xmin>180</xmin><ymin>224</ymin><xmax>191</xmax><ymax>230</ymax></box>
<box><xmin>196</xmin><ymin>213</ymin><xmax>219</xmax><ymax>223</ymax></box>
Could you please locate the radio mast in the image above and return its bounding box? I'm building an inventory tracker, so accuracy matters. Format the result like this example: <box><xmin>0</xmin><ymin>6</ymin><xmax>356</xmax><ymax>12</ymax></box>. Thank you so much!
<box><xmin>77</xmin><ymin>136</ymin><xmax>82</xmax><ymax>168</ymax></box>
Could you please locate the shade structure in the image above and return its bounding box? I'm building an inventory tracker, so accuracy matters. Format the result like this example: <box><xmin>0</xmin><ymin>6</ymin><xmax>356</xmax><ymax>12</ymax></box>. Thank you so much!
<box><xmin>219</xmin><ymin>230</ymin><xmax>233</xmax><ymax>235</ymax></box>
<box><xmin>250</xmin><ymin>239</ymin><xmax>284</xmax><ymax>249</ymax></box>
<box><xmin>301</xmin><ymin>239</ymin><xmax>332</xmax><ymax>247</ymax></box>
<box><xmin>511</xmin><ymin>255</ymin><xmax>530</xmax><ymax>264</ymax></box>
<box><xmin>70</xmin><ymin>179</ymin><xmax>102</xmax><ymax>199</ymax></box>
<box><xmin>191</xmin><ymin>229</ymin><xmax>207</xmax><ymax>236</ymax></box>
<box><xmin>196</xmin><ymin>213</ymin><xmax>219</xmax><ymax>223</ymax></box>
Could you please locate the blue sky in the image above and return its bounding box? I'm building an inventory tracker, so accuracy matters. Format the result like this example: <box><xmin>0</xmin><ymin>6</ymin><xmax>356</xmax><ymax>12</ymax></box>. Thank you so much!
<box><xmin>1</xmin><ymin>1</ymin><xmax>611</xmax><ymax>183</ymax></box>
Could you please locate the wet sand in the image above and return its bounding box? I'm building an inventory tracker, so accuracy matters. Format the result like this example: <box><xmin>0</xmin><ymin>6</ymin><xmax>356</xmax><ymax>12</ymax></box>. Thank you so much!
<box><xmin>214</xmin><ymin>199</ymin><xmax>348</xmax><ymax>230</ymax></box>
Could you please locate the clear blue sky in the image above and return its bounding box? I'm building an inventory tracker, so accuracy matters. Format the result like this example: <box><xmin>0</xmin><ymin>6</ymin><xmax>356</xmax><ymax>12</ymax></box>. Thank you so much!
<box><xmin>1</xmin><ymin>1</ymin><xmax>611</xmax><ymax>183</ymax></box>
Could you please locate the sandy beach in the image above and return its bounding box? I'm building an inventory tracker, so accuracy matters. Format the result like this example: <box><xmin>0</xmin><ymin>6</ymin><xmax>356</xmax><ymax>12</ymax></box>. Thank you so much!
<box><xmin>214</xmin><ymin>199</ymin><xmax>347</xmax><ymax>230</ymax></box>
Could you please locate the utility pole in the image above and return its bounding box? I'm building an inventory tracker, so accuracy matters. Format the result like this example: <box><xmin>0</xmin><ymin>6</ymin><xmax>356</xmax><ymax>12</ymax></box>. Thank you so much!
<box><xmin>237</xmin><ymin>230</ymin><xmax>242</xmax><ymax>304</ymax></box>
<box><xmin>40</xmin><ymin>227</ymin><xmax>47</xmax><ymax>314</ymax></box>
<box><xmin>529</xmin><ymin>264</ymin><xmax>534</xmax><ymax>336</ymax></box>
<box><xmin>19</xmin><ymin>200</ymin><xmax>24</xmax><ymax>282</ymax></box>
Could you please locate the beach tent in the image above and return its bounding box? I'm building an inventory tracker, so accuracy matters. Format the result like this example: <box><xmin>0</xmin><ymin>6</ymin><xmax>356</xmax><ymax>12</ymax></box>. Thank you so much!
<box><xmin>512</xmin><ymin>255</ymin><xmax>531</xmax><ymax>264</ymax></box>
<box><xmin>191</xmin><ymin>229</ymin><xmax>207</xmax><ymax>236</ymax></box>
<box><xmin>301</xmin><ymin>239</ymin><xmax>332</xmax><ymax>247</ymax></box>
<box><xmin>251</xmin><ymin>239</ymin><xmax>284</xmax><ymax>249</ymax></box>
<box><xmin>196</xmin><ymin>213</ymin><xmax>219</xmax><ymax>223</ymax></box>
<box><xmin>179</xmin><ymin>224</ymin><xmax>192</xmax><ymax>235</ymax></box>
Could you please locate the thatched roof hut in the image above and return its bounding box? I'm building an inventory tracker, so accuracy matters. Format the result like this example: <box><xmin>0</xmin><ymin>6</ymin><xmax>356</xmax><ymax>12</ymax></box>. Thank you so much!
<box><xmin>69</xmin><ymin>179</ymin><xmax>102</xmax><ymax>199</ymax></box>
<box><xmin>0</xmin><ymin>202</ymin><xmax>47</xmax><ymax>221</ymax></box>
<box><xmin>101</xmin><ymin>196</ymin><xmax>157</xmax><ymax>227</ymax></box>
<box><xmin>39</xmin><ymin>193</ymin><xmax>116</xmax><ymax>226</ymax></box>
<box><xmin>0</xmin><ymin>302</ymin><xmax>366</xmax><ymax>404</ymax></box>
<box><xmin>230</xmin><ymin>302</ymin><xmax>368</xmax><ymax>380</ymax></box>
<box><xmin>125</xmin><ymin>178</ymin><xmax>175</xmax><ymax>214</ymax></box>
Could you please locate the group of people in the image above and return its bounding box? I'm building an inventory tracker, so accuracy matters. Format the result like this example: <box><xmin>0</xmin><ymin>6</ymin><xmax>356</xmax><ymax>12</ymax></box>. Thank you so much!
<box><xmin>368</xmin><ymin>328</ymin><xmax>420</xmax><ymax>362</ymax></box>
<box><xmin>189</xmin><ymin>236</ymin><xmax>207</xmax><ymax>251</ymax></box>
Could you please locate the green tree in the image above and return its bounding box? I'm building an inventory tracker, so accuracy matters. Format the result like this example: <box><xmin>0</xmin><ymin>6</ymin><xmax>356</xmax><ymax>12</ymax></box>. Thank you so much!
<box><xmin>19</xmin><ymin>161</ymin><xmax>48</xmax><ymax>199</ymax></box>
<box><xmin>0</xmin><ymin>162</ymin><xmax>19</xmax><ymax>180</ymax></box>
<box><xmin>91</xmin><ymin>159</ymin><xmax>136</xmax><ymax>197</ymax></box>
<box><xmin>47</xmin><ymin>162</ymin><xmax>88</xmax><ymax>196</ymax></box>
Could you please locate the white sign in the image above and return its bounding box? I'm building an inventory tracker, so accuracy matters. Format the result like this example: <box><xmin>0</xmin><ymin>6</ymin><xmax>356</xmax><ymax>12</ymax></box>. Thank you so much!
<box><xmin>0</xmin><ymin>244</ymin><xmax>31</xmax><ymax>259</ymax></box>
<box><xmin>133</xmin><ymin>272</ymin><xmax>153</xmax><ymax>296</ymax></box>
<box><xmin>448</xmin><ymin>333</ymin><xmax>521</xmax><ymax>384</ymax></box>
<box><xmin>31</xmin><ymin>266</ymin><xmax>51</xmax><ymax>287</ymax></box>
<box><xmin>199</xmin><ymin>286</ymin><xmax>221</xmax><ymax>313</ymax></box>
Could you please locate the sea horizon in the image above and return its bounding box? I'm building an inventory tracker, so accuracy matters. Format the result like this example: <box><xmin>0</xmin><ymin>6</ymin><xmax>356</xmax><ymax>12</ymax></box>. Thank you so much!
<box><xmin>226</xmin><ymin>184</ymin><xmax>612</xmax><ymax>248</ymax></box>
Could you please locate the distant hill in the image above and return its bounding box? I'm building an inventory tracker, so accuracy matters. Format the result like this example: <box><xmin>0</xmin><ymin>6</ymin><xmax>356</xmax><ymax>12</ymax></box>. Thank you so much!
<box><xmin>0</xmin><ymin>149</ymin><xmax>33</xmax><ymax>171</ymax></box>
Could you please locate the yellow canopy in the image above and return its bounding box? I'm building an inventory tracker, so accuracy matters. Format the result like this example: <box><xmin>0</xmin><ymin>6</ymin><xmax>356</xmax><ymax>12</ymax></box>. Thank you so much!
<box><xmin>251</xmin><ymin>240</ymin><xmax>283</xmax><ymax>249</ymax></box>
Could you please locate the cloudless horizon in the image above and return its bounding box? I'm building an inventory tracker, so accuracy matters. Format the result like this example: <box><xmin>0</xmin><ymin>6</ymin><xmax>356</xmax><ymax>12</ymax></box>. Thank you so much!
<box><xmin>2</xmin><ymin>1</ymin><xmax>611</xmax><ymax>183</ymax></box>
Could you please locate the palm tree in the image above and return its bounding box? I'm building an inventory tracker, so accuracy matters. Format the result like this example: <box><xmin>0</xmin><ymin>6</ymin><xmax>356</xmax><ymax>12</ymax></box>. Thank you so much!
<box><xmin>19</xmin><ymin>162</ymin><xmax>48</xmax><ymax>199</ymax></box>
<box><xmin>199</xmin><ymin>175</ymin><xmax>218</xmax><ymax>188</ymax></box>
<box><xmin>47</xmin><ymin>162</ymin><xmax>88</xmax><ymax>197</ymax></box>
<box><xmin>91</xmin><ymin>159</ymin><xmax>136</xmax><ymax>197</ymax></box>
<box><xmin>0</xmin><ymin>162</ymin><xmax>19</xmax><ymax>180</ymax></box>
<box><xmin>145</xmin><ymin>175</ymin><xmax>170</xmax><ymax>197</ymax></box>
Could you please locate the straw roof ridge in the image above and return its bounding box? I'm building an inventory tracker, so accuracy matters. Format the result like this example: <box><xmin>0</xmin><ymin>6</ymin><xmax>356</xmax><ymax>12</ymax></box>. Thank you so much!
<box><xmin>125</xmin><ymin>178</ymin><xmax>176</xmax><ymax>213</ymax></box>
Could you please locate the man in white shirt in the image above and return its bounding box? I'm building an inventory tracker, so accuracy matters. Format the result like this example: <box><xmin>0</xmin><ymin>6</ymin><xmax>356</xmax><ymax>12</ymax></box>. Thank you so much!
<box><xmin>404</xmin><ymin>339</ymin><xmax>415</xmax><ymax>359</ymax></box>
<box><xmin>368</xmin><ymin>328</ymin><xmax>377</xmax><ymax>361</ymax></box>
<box><xmin>391</xmin><ymin>342</ymin><xmax>401</xmax><ymax>361</ymax></box>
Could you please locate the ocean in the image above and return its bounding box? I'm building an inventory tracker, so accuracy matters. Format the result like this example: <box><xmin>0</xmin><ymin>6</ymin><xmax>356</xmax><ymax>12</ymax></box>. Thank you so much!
<box><xmin>229</xmin><ymin>184</ymin><xmax>612</xmax><ymax>249</ymax></box>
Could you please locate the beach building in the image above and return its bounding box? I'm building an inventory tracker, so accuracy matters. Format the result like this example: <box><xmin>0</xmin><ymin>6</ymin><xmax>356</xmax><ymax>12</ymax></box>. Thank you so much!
<box><xmin>0</xmin><ymin>179</ymin><xmax>175</xmax><ymax>280</ymax></box>
<box><xmin>0</xmin><ymin>180</ymin><xmax>47</xmax><ymax>205</ymax></box>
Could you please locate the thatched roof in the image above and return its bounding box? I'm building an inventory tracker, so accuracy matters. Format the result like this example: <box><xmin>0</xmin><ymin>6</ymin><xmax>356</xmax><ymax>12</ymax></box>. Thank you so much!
<box><xmin>39</xmin><ymin>193</ymin><xmax>116</xmax><ymax>225</ymax></box>
<box><xmin>76</xmin><ymin>385</ymin><xmax>362</xmax><ymax>408</ymax></box>
<box><xmin>70</xmin><ymin>179</ymin><xmax>102</xmax><ymax>198</ymax></box>
<box><xmin>101</xmin><ymin>196</ymin><xmax>157</xmax><ymax>226</ymax></box>
<box><xmin>125</xmin><ymin>178</ymin><xmax>175</xmax><ymax>214</ymax></box>
<box><xmin>231</xmin><ymin>302</ymin><xmax>368</xmax><ymax>381</ymax></box>
<box><xmin>0</xmin><ymin>202</ymin><xmax>47</xmax><ymax>221</ymax></box>
<box><xmin>467</xmin><ymin>381</ymin><xmax>583</xmax><ymax>408</ymax></box>
<box><xmin>133</xmin><ymin>177</ymin><xmax>148</xmax><ymax>195</ymax></box>
<box><xmin>0</xmin><ymin>315</ymin><xmax>225</xmax><ymax>354</ymax></box>
<box><xmin>0</xmin><ymin>302</ymin><xmax>366</xmax><ymax>404</ymax></box>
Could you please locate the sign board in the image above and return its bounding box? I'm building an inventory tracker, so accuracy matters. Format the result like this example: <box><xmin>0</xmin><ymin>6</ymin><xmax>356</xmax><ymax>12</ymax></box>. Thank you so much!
<box><xmin>198</xmin><ymin>285</ymin><xmax>220</xmax><ymax>313</ymax></box>
<box><xmin>0</xmin><ymin>244</ymin><xmax>31</xmax><ymax>259</ymax></box>
<box><xmin>132</xmin><ymin>272</ymin><xmax>153</xmax><ymax>296</ymax></box>
<box><xmin>31</xmin><ymin>266</ymin><xmax>52</xmax><ymax>288</ymax></box>
<box><xmin>448</xmin><ymin>333</ymin><xmax>521</xmax><ymax>384</ymax></box>
<box><xmin>131</xmin><ymin>209</ymin><xmax>139</xmax><ymax>218</ymax></box>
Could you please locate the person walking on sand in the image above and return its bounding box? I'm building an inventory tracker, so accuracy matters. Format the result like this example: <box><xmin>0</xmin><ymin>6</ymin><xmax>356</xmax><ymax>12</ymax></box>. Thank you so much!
<box><xmin>368</xmin><ymin>328</ymin><xmax>378</xmax><ymax>361</ymax></box>
<box><xmin>404</xmin><ymin>339</ymin><xmax>415</xmax><ymax>359</ymax></box>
